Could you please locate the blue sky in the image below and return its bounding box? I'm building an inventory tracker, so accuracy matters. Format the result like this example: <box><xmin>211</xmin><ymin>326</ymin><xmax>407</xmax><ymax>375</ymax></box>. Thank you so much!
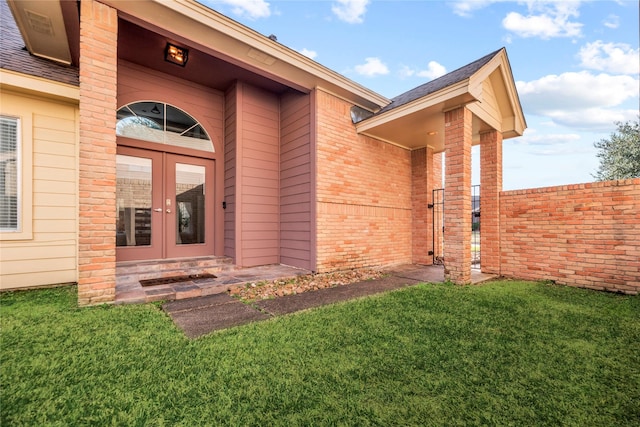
<box><xmin>201</xmin><ymin>0</ymin><xmax>639</xmax><ymax>190</ymax></box>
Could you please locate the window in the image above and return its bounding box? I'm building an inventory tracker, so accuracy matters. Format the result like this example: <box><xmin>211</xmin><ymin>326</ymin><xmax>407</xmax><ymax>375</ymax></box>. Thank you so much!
<box><xmin>116</xmin><ymin>102</ymin><xmax>213</xmax><ymax>152</ymax></box>
<box><xmin>0</xmin><ymin>116</ymin><xmax>19</xmax><ymax>231</ymax></box>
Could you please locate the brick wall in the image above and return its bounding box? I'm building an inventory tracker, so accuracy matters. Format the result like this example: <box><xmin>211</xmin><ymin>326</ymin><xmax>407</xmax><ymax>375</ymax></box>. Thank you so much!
<box><xmin>315</xmin><ymin>89</ymin><xmax>412</xmax><ymax>271</ymax></box>
<box><xmin>411</xmin><ymin>148</ymin><xmax>429</xmax><ymax>264</ymax></box>
<box><xmin>500</xmin><ymin>178</ymin><xmax>640</xmax><ymax>294</ymax></box>
<box><xmin>78</xmin><ymin>0</ymin><xmax>118</xmax><ymax>305</ymax></box>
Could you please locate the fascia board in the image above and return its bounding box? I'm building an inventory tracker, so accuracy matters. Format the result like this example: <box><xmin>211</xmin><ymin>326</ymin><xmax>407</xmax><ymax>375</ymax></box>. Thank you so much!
<box><xmin>468</xmin><ymin>51</ymin><xmax>503</xmax><ymax>96</ymax></box>
<box><xmin>0</xmin><ymin>69</ymin><xmax>79</xmax><ymax>103</ymax></box>
<box><xmin>494</xmin><ymin>51</ymin><xmax>527</xmax><ymax>133</ymax></box>
<box><xmin>355</xmin><ymin>80</ymin><xmax>473</xmax><ymax>134</ymax></box>
<box><xmin>469</xmin><ymin>49</ymin><xmax>527</xmax><ymax>136</ymax></box>
<box><xmin>103</xmin><ymin>0</ymin><xmax>389</xmax><ymax>109</ymax></box>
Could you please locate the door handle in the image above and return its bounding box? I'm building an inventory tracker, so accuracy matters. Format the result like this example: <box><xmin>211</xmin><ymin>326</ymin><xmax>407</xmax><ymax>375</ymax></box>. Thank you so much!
<box><xmin>166</xmin><ymin>209</ymin><xmax>171</xmax><ymax>214</ymax></box>
<box><xmin>153</xmin><ymin>208</ymin><xmax>162</xmax><ymax>212</ymax></box>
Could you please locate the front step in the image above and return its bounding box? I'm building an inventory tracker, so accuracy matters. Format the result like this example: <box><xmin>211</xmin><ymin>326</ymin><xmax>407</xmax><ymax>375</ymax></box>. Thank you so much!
<box><xmin>117</xmin><ymin>256</ymin><xmax>235</xmax><ymax>283</ymax></box>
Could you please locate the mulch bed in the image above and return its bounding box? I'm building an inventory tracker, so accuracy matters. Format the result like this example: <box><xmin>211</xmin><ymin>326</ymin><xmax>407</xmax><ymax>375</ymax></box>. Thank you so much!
<box><xmin>228</xmin><ymin>268</ymin><xmax>384</xmax><ymax>302</ymax></box>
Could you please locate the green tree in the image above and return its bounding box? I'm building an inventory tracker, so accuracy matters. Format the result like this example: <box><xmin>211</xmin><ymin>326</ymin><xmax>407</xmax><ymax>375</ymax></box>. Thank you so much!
<box><xmin>593</xmin><ymin>118</ymin><xmax>640</xmax><ymax>181</ymax></box>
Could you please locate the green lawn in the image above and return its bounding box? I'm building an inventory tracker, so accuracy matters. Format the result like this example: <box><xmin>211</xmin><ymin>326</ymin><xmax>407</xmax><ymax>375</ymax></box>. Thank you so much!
<box><xmin>1</xmin><ymin>281</ymin><xmax>639</xmax><ymax>426</ymax></box>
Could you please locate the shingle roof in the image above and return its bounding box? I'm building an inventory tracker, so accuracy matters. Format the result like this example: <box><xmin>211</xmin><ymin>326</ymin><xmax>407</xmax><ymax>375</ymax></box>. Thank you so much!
<box><xmin>375</xmin><ymin>48</ymin><xmax>503</xmax><ymax>115</ymax></box>
<box><xmin>0</xmin><ymin>0</ymin><xmax>78</xmax><ymax>87</ymax></box>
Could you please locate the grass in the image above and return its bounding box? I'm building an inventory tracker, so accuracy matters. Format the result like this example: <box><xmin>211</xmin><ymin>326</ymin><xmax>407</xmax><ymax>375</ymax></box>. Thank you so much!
<box><xmin>1</xmin><ymin>281</ymin><xmax>639</xmax><ymax>426</ymax></box>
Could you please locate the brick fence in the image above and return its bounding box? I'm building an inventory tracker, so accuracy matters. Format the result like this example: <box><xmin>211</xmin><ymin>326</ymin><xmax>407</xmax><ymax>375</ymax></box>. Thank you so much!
<box><xmin>499</xmin><ymin>178</ymin><xmax>640</xmax><ymax>294</ymax></box>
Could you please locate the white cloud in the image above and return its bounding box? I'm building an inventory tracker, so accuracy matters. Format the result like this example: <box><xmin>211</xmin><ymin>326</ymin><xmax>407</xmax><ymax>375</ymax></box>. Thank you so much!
<box><xmin>214</xmin><ymin>0</ymin><xmax>271</xmax><ymax>19</ymax></box>
<box><xmin>332</xmin><ymin>0</ymin><xmax>370</xmax><ymax>24</ymax></box>
<box><xmin>299</xmin><ymin>48</ymin><xmax>318</xmax><ymax>60</ymax></box>
<box><xmin>603</xmin><ymin>14</ymin><xmax>620</xmax><ymax>29</ymax></box>
<box><xmin>517</xmin><ymin>72</ymin><xmax>638</xmax><ymax>110</ymax></box>
<box><xmin>354</xmin><ymin>57</ymin><xmax>389</xmax><ymax>77</ymax></box>
<box><xmin>502</xmin><ymin>2</ymin><xmax>583</xmax><ymax>39</ymax></box>
<box><xmin>578</xmin><ymin>41</ymin><xmax>640</xmax><ymax>75</ymax></box>
<box><xmin>450</xmin><ymin>0</ymin><xmax>503</xmax><ymax>17</ymax></box>
<box><xmin>542</xmin><ymin>108</ymin><xmax>639</xmax><ymax>130</ymax></box>
<box><xmin>399</xmin><ymin>65</ymin><xmax>415</xmax><ymax>78</ymax></box>
<box><xmin>452</xmin><ymin>1</ymin><xmax>585</xmax><ymax>39</ymax></box>
<box><xmin>517</xmin><ymin>71</ymin><xmax>639</xmax><ymax>130</ymax></box>
<box><xmin>515</xmin><ymin>130</ymin><xmax>581</xmax><ymax>146</ymax></box>
<box><xmin>502</xmin><ymin>12</ymin><xmax>582</xmax><ymax>38</ymax></box>
<box><xmin>399</xmin><ymin>61</ymin><xmax>447</xmax><ymax>80</ymax></box>
<box><xmin>417</xmin><ymin>61</ymin><xmax>447</xmax><ymax>80</ymax></box>
<box><xmin>528</xmin><ymin>145</ymin><xmax>594</xmax><ymax>156</ymax></box>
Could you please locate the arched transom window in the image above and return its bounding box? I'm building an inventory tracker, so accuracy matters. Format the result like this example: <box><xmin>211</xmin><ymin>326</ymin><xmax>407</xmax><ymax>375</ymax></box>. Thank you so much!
<box><xmin>116</xmin><ymin>102</ymin><xmax>213</xmax><ymax>152</ymax></box>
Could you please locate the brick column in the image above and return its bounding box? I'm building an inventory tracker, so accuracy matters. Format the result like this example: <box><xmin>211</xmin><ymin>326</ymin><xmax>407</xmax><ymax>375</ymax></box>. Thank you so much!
<box><xmin>480</xmin><ymin>130</ymin><xmax>502</xmax><ymax>275</ymax></box>
<box><xmin>411</xmin><ymin>147</ymin><xmax>434</xmax><ymax>265</ymax></box>
<box><xmin>444</xmin><ymin>107</ymin><xmax>472</xmax><ymax>284</ymax></box>
<box><xmin>78</xmin><ymin>0</ymin><xmax>118</xmax><ymax>305</ymax></box>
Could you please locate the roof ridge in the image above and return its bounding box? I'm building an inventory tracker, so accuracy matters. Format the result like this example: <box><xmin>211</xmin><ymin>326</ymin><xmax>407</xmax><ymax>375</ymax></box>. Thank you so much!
<box><xmin>375</xmin><ymin>47</ymin><xmax>504</xmax><ymax>115</ymax></box>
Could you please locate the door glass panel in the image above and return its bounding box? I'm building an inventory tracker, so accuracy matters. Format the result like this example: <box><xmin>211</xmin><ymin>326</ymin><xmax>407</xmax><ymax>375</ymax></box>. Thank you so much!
<box><xmin>175</xmin><ymin>163</ymin><xmax>205</xmax><ymax>245</ymax></box>
<box><xmin>116</xmin><ymin>155</ymin><xmax>153</xmax><ymax>247</ymax></box>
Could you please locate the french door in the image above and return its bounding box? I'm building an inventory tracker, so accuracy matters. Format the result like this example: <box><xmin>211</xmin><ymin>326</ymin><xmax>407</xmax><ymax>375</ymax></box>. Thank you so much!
<box><xmin>116</xmin><ymin>146</ymin><xmax>215</xmax><ymax>261</ymax></box>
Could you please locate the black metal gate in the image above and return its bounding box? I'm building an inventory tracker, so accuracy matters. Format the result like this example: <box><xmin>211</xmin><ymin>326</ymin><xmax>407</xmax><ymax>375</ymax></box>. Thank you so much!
<box><xmin>430</xmin><ymin>186</ymin><xmax>480</xmax><ymax>267</ymax></box>
<box><xmin>471</xmin><ymin>185</ymin><xmax>480</xmax><ymax>269</ymax></box>
<box><xmin>430</xmin><ymin>188</ymin><xmax>445</xmax><ymax>265</ymax></box>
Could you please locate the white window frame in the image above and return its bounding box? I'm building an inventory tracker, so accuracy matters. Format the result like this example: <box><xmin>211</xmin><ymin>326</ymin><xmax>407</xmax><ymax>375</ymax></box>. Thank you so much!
<box><xmin>0</xmin><ymin>112</ymin><xmax>32</xmax><ymax>240</ymax></box>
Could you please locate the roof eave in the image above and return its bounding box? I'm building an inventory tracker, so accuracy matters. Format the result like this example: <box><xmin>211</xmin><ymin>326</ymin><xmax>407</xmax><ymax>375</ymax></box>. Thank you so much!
<box><xmin>7</xmin><ymin>0</ymin><xmax>73</xmax><ymax>65</ymax></box>
<box><xmin>356</xmin><ymin>79</ymin><xmax>475</xmax><ymax>134</ymax></box>
<box><xmin>0</xmin><ymin>68</ymin><xmax>80</xmax><ymax>102</ymax></box>
<box><xmin>101</xmin><ymin>0</ymin><xmax>390</xmax><ymax>110</ymax></box>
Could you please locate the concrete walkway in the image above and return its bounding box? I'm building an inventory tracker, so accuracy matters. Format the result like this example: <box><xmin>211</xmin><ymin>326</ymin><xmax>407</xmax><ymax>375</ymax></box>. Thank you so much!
<box><xmin>162</xmin><ymin>264</ymin><xmax>497</xmax><ymax>338</ymax></box>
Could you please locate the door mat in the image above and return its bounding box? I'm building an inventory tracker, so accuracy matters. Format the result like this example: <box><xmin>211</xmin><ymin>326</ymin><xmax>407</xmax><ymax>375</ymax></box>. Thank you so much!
<box><xmin>140</xmin><ymin>273</ymin><xmax>217</xmax><ymax>287</ymax></box>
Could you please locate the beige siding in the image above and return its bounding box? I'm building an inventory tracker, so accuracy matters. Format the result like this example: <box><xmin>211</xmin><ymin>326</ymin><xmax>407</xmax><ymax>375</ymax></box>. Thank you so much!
<box><xmin>0</xmin><ymin>91</ymin><xmax>78</xmax><ymax>289</ymax></box>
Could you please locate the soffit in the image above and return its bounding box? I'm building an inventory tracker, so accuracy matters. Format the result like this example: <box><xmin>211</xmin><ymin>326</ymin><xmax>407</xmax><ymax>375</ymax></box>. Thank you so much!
<box><xmin>2</xmin><ymin>0</ymin><xmax>78</xmax><ymax>86</ymax></box>
<box><xmin>117</xmin><ymin>19</ymin><xmax>292</xmax><ymax>95</ymax></box>
<box><xmin>6</xmin><ymin>0</ymin><xmax>72</xmax><ymax>65</ymax></box>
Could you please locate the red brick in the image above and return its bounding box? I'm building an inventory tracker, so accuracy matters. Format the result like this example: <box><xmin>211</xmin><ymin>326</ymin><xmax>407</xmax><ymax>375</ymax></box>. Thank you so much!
<box><xmin>77</xmin><ymin>0</ymin><xmax>118</xmax><ymax>306</ymax></box>
<box><xmin>500</xmin><ymin>179</ymin><xmax>640</xmax><ymax>294</ymax></box>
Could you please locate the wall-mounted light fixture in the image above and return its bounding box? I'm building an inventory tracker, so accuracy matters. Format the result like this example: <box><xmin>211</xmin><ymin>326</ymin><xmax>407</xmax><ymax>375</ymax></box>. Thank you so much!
<box><xmin>165</xmin><ymin>43</ymin><xmax>188</xmax><ymax>67</ymax></box>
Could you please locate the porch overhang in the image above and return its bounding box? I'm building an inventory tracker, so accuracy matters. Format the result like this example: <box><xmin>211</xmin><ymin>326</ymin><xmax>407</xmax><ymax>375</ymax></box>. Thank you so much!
<box><xmin>100</xmin><ymin>0</ymin><xmax>390</xmax><ymax>111</ymax></box>
<box><xmin>8</xmin><ymin>0</ymin><xmax>390</xmax><ymax>111</ymax></box>
<box><xmin>355</xmin><ymin>48</ymin><xmax>527</xmax><ymax>152</ymax></box>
